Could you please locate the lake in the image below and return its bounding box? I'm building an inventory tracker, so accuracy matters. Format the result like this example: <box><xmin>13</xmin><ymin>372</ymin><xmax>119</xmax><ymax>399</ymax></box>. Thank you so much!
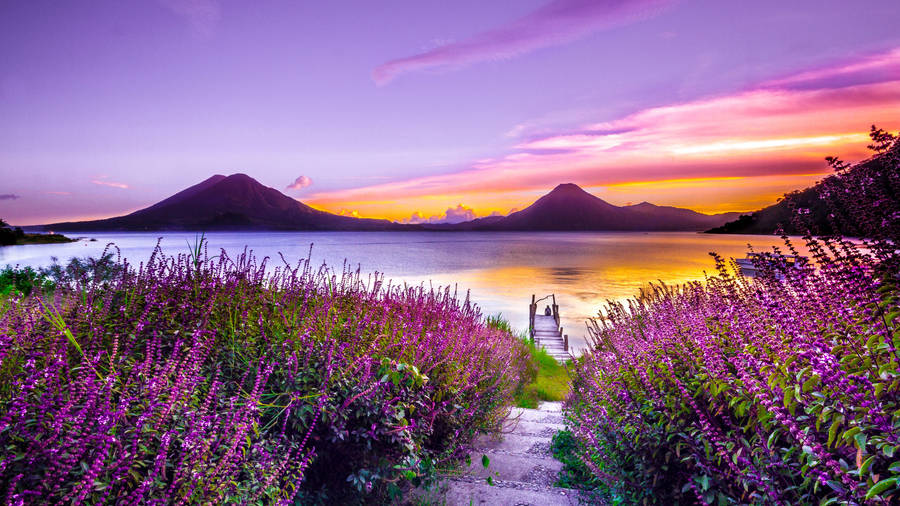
<box><xmin>0</xmin><ymin>231</ymin><xmax>807</xmax><ymax>353</ymax></box>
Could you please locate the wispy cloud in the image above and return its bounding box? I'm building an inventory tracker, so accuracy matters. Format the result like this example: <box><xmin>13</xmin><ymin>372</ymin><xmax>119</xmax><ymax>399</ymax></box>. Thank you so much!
<box><xmin>313</xmin><ymin>47</ymin><xmax>900</xmax><ymax>214</ymax></box>
<box><xmin>286</xmin><ymin>175</ymin><xmax>313</xmax><ymax>190</ymax></box>
<box><xmin>91</xmin><ymin>178</ymin><xmax>130</xmax><ymax>189</ymax></box>
<box><xmin>45</xmin><ymin>191</ymin><xmax>72</xmax><ymax>196</ymax></box>
<box><xmin>158</xmin><ymin>0</ymin><xmax>221</xmax><ymax>38</ymax></box>
<box><xmin>0</xmin><ymin>194</ymin><xmax>20</xmax><ymax>200</ymax></box>
<box><xmin>373</xmin><ymin>0</ymin><xmax>674</xmax><ymax>85</ymax></box>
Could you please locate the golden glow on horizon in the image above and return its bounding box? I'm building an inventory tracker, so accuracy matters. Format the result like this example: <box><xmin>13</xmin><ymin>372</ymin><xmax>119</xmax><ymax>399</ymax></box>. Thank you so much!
<box><xmin>602</xmin><ymin>176</ymin><xmax>746</xmax><ymax>188</ymax></box>
<box><xmin>307</xmin><ymin>171</ymin><xmax>832</xmax><ymax>220</ymax></box>
<box><xmin>669</xmin><ymin>133</ymin><xmax>869</xmax><ymax>156</ymax></box>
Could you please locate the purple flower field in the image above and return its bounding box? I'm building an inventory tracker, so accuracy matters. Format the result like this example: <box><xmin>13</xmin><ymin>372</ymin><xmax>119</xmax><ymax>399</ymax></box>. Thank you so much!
<box><xmin>565</xmin><ymin>131</ymin><xmax>900</xmax><ymax>504</ymax></box>
<box><xmin>0</xmin><ymin>245</ymin><xmax>530</xmax><ymax>504</ymax></box>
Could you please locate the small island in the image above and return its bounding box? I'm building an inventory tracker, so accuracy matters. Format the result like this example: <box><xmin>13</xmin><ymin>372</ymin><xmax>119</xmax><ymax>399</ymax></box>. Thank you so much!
<box><xmin>0</xmin><ymin>219</ymin><xmax>76</xmax><ymax>246</ymax></box>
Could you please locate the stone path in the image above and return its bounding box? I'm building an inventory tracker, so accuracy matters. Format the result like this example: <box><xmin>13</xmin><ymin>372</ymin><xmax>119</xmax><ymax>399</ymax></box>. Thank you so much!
<box><xmin>416</xmin><ymin>402</ymin><xmax>580</xmax><ymax>505</ymax></box>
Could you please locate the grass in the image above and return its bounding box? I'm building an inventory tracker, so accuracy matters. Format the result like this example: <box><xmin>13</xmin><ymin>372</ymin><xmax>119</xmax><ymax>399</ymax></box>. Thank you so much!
<box><xmin>514</xmin><ymin>339</ymin><xmax>571</xmax><ymax>409</ymax></box>
<box><xmin>484</xmin><ymin>314</ymin><xmax>571</xmax><ymax>409</ymax></box>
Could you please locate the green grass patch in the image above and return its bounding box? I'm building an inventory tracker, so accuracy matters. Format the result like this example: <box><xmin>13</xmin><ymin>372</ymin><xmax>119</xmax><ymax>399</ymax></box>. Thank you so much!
<box><xmin>514</xmin><ymin>340</ymin><xmax>570</xmax><ymax>409</ymax></box>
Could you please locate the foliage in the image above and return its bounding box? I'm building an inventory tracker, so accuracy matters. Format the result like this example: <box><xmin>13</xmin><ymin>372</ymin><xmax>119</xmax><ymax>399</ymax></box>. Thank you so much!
<box><xmin>551</xmin><ymin>429</ymin><xmax>609</xmax><ymax>500</ymax></box>
<box><xmin>816</xmin><ymin>126</ymin><xmax>900</xmax><ymax>272</ymax></box>
<box><xmin>0</xmin><ymin>220</ymin><xmax>25</xmax><ymax>246</ymax></box>
<box><xmin>39</xmin><ymin>251</ymin><xmax>125</xmax><ymax>287</ymax></box>
<box><xmin>0</xmin><ymin>244</ymin><xmax>530</xmax><ymax>504</ymax></box>
<box><xmin>0</xmin><ymin>266</ymin><xmax>54</xmax><ymax>297</ymax></box>
<box><xmin>1</xmin><ymin>251</ymin><xmax>126</xmax><ymax>298</ymax></box>
<box><xmin>0</xmin><ymin>219</ymin><xmax>72</xmax><ymax>246</ymax></box>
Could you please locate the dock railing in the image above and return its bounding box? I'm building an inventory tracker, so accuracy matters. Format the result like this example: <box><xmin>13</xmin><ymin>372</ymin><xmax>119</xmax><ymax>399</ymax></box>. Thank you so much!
<box><xmin>529</xmin><ymin>293</ymin><xmax>560</xmax><ymax>342</ymax></box>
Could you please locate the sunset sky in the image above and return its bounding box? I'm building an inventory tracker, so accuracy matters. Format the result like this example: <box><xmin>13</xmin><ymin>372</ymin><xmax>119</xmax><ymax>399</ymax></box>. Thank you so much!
<box><xmin>2</xmin><ymin>0</ymin><xmax>899</xmax><ymax>225</ymax></box>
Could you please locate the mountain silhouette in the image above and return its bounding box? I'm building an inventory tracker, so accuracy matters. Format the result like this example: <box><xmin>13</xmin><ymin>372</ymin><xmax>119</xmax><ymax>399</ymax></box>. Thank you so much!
<box><xmin>45</xmin><ymin>174</ymin><xmax>406</xmax><ymax>231</ymax></box>
<box><xmin>44</xmin><ymin>177</ymin><xmax>739</xmax><ymax>232</ymax></box>
<box><xmin>451</xmin><ymin>183</ymin><xmax>739</xmax><ymax>231</ymax></box>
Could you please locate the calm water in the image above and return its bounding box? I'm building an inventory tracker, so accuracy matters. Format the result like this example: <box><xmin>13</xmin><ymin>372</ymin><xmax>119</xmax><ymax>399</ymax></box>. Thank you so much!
<box><xmin>0</xmin><ymin>231</ymin><xmax>807</xmax><ymax>353</ymax></box>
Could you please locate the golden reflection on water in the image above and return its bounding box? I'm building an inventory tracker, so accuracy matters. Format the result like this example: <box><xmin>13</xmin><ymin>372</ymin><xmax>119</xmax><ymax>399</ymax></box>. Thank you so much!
<box><xmin>400</xmin><ymin>233</ymin><xmax>812</xmax><ymax>354</ymax></box>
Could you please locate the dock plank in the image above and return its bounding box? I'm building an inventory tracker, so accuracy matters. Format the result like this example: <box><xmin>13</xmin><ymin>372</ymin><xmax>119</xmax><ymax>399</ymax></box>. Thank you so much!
<box><xmin>531</xmin><ymin>314</ymin><xmax>570</xmax><ymax>362</ymax></box>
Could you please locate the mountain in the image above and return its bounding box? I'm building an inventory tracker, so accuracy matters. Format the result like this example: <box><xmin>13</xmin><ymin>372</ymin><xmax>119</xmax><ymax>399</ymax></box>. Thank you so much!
<box><xmin>447</xmin><ymin>183</ymin><xmax>740</xmax><ymax>231</ymax></box>
<box><xmin>45</xmin><ymin>174</ymin><xmax>407</xmax><ymax>231</ymax></box>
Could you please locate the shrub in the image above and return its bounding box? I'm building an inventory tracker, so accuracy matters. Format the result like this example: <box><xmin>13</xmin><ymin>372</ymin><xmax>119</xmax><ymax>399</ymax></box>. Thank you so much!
<box><xmin>566</xmin><ymin>235</ymin><xmax>900</xmax><ymax>504</ymax></box>
<box><xmin>0</xmin><ymin>245</ymin><xmax>529</xmax><ymax>504</ymax></box>
<box><xmin>566</xmin><ymin>127</ymin><xmax>900</xmax><ymax>505</ymax></box>
<box><xmin>0</xmin><ymin>266</ymin><xmax>54</xmax><ymax>297</ymax></box>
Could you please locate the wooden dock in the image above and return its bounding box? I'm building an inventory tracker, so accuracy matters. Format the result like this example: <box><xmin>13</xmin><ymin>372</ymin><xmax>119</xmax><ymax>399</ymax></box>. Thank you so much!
<box><xmin>529</xmin><ymin>294</ymin><xmax>571</xmax><ymax>362</ymax></box>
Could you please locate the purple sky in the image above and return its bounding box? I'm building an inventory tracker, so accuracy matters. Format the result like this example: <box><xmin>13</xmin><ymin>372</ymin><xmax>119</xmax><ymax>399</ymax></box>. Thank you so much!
<box><xmin>1</xmin><ymin>0</ymin><xmax>899</xmax><ymax>225</ymax></box>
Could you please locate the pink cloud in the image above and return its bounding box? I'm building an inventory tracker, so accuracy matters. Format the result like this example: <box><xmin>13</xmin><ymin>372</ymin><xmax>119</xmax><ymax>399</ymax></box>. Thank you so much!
<box><xmin>313</xmin><ymin>48</ymin><xmax>900</xmax><ymax>208</ymax></box>
<box><xmin>373</xmin><ymin>0</ymin><xmax>673</xmax><ymax>85</ymax></box>
<box><xmin>286</xmin><ymin>175</ymin><xmax>313</xmax><ymax>190</ymax></box>
<box><xmin>91</xmin><ymin>178</ymin><xmax>129</xmax><ymax>189</ymax></box>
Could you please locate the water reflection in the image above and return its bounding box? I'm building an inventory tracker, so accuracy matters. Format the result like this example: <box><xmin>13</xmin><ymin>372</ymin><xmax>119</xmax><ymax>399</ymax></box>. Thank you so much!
<box><xmin>0</xmin><ymin>231</ymin><xmax>807</xmax><ymax>354</ymax></box>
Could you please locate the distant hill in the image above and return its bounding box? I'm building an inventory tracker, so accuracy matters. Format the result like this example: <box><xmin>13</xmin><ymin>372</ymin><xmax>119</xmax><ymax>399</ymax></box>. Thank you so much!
<box><xmin>705</xmin><ymin>185</ymin><xmax>833</xmax><ymax>235</ymax></box>
<box><xmin>45</xmin><ymin>174</ymin><xmax>407</xmax><ymax>231</ymax></box>
<box><xmin>447</xmin><ymin>183</ymin><xmax>740</xmax><ymax>231</ymax></box>
<box><xmin>706</xmin><ymin>137</ymin><xmax>899</xmax><ymax>236</ymax></box>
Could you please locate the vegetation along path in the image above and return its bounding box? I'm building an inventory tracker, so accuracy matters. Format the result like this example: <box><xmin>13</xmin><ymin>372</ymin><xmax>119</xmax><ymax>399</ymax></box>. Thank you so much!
<box><xmin>419</xmin><ymin>401</ymin><xmax>580</xmax><ymax>505</ymax></box>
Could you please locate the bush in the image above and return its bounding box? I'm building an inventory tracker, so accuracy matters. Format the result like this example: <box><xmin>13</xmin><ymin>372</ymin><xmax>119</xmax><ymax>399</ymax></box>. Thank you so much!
<box><xmin>566</xmin><ymin>127</ymin><xmax>900</xmax><ymax>505</ymax></box>
<box><xmin>565</xmin><ymin>236</ymin><xmax>900</xmax><ymax>504</ymax></box>
<box><xmin>0</xmin><ymin>245</ymin><xmax>530</xmax><ymax>504</ymax></box>
<box><xmin>0</xmin><ymin>266</ymin><xmax>54</xmax><ymax>296</ymax></box>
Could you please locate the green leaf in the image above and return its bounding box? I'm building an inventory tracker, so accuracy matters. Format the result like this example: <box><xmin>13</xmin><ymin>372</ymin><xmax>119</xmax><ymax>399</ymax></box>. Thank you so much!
<box><xmin>859</xmin><ymin>455</ymin><xmax>876</xmax><ymax>476</ymax></box>
<box><xmin>866</xmin><ymin>477</ymin><xmax>899</xmax><ymax>500</ymax></box>
<box><xmin>855</xmin><ymin>432</ymin><xmax>867</xmax><ymax>450</ymax></box>
<box><xmin>843</xmin><ymin>427</ymin><xmax>862</xmax><ymax>443</ymax></box>
<box><xmin>697</xmin><ymin>474</ymin><xmax>711</xmax><ymax>491</ymax></box>
<box><xmin>481</xmin><ymin>454</ymin><xmax>490</xmax><ymax>469</ymax></box>
<box><xmin>827</xmin><ymin>420</ymin><xmax>842</xmax><ymax>448</ymax></box>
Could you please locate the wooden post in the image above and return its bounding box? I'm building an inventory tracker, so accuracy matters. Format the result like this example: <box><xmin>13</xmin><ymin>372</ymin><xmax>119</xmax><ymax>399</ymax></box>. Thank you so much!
<box><xmin>529</xmin><ymin>294</ymin><xmax>536</xmax><ymax>342</ymax></box>
<box><xmin>564</xmin><ymin>334</ymin><xmax>568</xmax><ymax>352</ymax></box>
<box><xmin>551</xmin><ymin>294</ymin><xmax>560</xmax><ymax>326</ymax></box>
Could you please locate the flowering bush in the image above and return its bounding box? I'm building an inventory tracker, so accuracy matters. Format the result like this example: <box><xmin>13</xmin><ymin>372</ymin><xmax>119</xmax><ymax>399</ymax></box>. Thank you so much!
<box><xmin>567</xmin><ymin>236</ymin><xmax>900</xmax><ymax>504</ymax></box>
<box><xmin>0</xmin><ymin>245</ymin><xmax>529</xmax><ymax>504</ymax></box>
<box><xmin>566</xmin><ymin>128</ymin><xmax>900</xmax><ymax>505</ymax></box>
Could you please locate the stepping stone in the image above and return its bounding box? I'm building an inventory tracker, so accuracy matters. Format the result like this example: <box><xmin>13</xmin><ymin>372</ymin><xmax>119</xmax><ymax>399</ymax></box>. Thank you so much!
<box><xmin>501</xmin><ymin>418</ymin><xmax>565</xmax><ymax>436</ymax></box>
<box><xmin>438</xmin><ymin>479</ymin><xmax>580</xmax><ymax>505</ymax></box>
<box><xmin>474</xmin><ymin>432</ymin><xmax>551</xmax><ymax>456</ymax></box>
